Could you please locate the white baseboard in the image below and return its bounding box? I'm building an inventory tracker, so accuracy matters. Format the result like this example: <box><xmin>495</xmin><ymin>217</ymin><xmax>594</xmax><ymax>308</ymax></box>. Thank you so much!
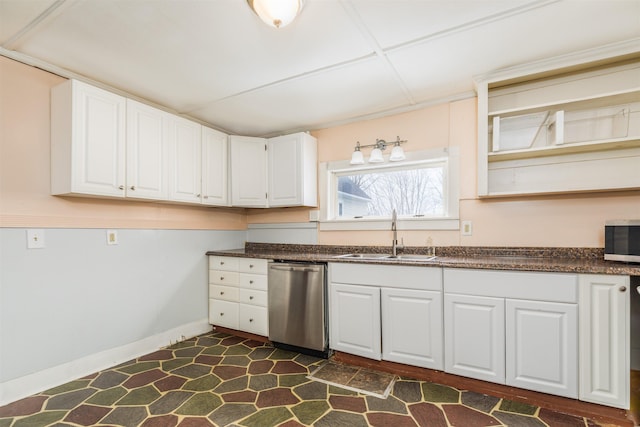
<box><xmin>0</xmin><ymin>319</ymin><xmax>211</xmax><ymax>406</ymax></box>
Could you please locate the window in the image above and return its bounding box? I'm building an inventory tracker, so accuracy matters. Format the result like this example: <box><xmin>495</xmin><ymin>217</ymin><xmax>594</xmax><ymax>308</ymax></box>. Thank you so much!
<box><xmin>320</xmin><ymin>147</ymin><xmax>459</xmax><ymax>231</ymax></box>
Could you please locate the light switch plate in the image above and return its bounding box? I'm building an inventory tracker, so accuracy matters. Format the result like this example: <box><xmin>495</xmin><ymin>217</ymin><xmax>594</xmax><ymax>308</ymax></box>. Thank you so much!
<box><xmin>106</xmin><ymin>230</ymin><xmax>118</xmax><ymax>245</ymax></box>
<box><xmin>26</xmin><ymin>229</ymin><xmax>45</xmax><ymax>249</ymax></box>
<box><xmin>461</xmin><ymin>220</ymin><xmax>473</xmax><ymax>236</ymax></box>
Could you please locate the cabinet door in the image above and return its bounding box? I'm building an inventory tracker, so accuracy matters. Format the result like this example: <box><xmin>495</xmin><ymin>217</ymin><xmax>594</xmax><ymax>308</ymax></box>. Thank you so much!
<box><xmin>506</xmin><ymin>299</ymin><xmax>577</xmax><ymax>398</ymax></box>
<box><xmin>330</xmin><ymin>283</ymin><xmax>381</xmax><ymax>360</ymax></box>
<box><xmin>267</xmin><ymin>133</ymin><xmax>317</xmax><ymax>207</ymax></box>
<box><xmin>381</xmin><ymin>288</ymin><xmax>442</xmax><ymax>370</ymax></box>
<box><xmin>444</xmin><ymin>293</ymin><xmax>505</xmax><ymax>384</ymax></box>
<box><xmin>230</xmin><ymin>136</ymin><xmax>267</xmax><ymax>207</ymax></box>
<box><xmin>579</xmin><ymin>274</ymin><xmax>630</xmax><ymax>409</ymax></box>
<box><xmin>168</xmin><ymin>116</ymin><xmax>202</xmax><ymax>203</ymax></box>
<box><xmin>51</xmin><ymin>80</ymin><xmax>126</xmax><ymax>197</ymax></box>
<box><xmin>202</xmin><ymin>127</ymin><xmax>228</xmax><ymax>206</ymax></box>
<box><xmin>126</xmin><ymin>100</ymin><xmax>168</xmax><ymax>200</ymax></box>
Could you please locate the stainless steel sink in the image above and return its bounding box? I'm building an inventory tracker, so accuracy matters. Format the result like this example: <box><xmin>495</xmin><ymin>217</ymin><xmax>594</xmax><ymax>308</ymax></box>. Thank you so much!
<box><xmin>383</xmin><ymin>254</ymin><xmax>437</xmax><ymax>261</ymax></box>
<box><xmin>333</xmin><ymin>253</ymin><xmax>437</xmax><ymax>261</ymax></box>
<box><xmin>332</xmin><ymin>253</ymin><xmax>387</xmax><ymax>260</ymax></box>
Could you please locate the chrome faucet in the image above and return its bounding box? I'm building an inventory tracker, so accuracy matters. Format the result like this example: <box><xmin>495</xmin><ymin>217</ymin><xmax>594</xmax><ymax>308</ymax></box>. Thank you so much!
<box><xmin>391</xmin><ymin>209</ymin><xmax>404</xmax><ymax>257</ymax></box>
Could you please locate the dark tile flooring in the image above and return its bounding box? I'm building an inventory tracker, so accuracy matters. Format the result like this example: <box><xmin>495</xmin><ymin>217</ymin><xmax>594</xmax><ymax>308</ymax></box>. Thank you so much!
<box><xmin>0</xmin><ymin>331</ymin><xmax>609</xmax><ymax>426</ymax></box>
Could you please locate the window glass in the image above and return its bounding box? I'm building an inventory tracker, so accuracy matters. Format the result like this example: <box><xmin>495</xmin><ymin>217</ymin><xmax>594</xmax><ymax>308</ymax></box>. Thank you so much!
<box><xmin>335</xmin><ymin>163</ymin><xmax>445</xmax><ymax>218</ymax></box>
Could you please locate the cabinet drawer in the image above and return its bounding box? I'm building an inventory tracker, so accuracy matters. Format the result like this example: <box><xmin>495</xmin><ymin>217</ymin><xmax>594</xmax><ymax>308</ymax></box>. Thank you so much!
<box><xmin>209</xmin><ymin>284</ymin><xmax>239</xmax><ymax>302</ymax></box>
<box><xmin>239</xmin><ymin>258</ymin><xmax>268</xmax><ymax>275</ymax></box>
<box><xmin>210</xmin><ymin>270</ymin><xmax>239</xmax><ymax>286</ymax></box>
<box><xmin>239</xmin><ymin>288</ymin><xmax>267</xmax><ymax>306</ymax></box>
<box><xmin>209</xmin><ymin>299</ymin><xmax>239</xmax><ymax>329</ymax></box>
<box><xmin>239</xmin><ymin>304</ymin><xmax>268</xmax><ymax>336</ymax></box>
<box><xmin>240</xmin><ymin>273</ymin><xmax>268</xmax><ymax>290</ymax></box>
<box><xmin>209</xmin><ymin>256</ymin><xmax>239</xmax><ymax>271</ymax></box>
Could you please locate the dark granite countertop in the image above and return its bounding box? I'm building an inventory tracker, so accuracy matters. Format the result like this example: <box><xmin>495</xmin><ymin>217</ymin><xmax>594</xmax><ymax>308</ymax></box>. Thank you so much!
<box><xmin>206</xmin><ymin>243</ymin><xmax>640</xmax><ymax>276</ymax></box>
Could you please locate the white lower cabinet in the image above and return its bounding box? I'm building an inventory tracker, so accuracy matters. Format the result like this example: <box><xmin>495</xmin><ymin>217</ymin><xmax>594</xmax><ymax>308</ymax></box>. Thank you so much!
<box><xmin>444</xmin><ymin>294</ymin><xmax>505</xmax><ymax>383</ymax></box>
<box><xmin>208</xmin><ymin>256</ymin><xmax>269</xmax><ymax>337</ymax></box>
<box><xmin>579</xmin><ymin>274</ymin><xmax>630</xmax><ymax>409</ymax></box>
<box><xmin>506</xmin><ymin>299</ymin><xmax>577</xmax><ymax>398</ymax></box>
<box><xmin>330</xmin><ymin>283</ymin><xmax>381</xmax><ymax>360</ymax></box>
<box><xmin>443</xmin><ymin>268</ymin><xmax>579</xmax><ymax>399</ymax></box>
<box><xmin>382</xmin><ymin>288</ymin><xmax>443</xmax><ymax>369</ymax></box>
<box><xmin>329</xmin><ymin>263</ymin><xmax>443</xmax><ymax>368</ymax></box>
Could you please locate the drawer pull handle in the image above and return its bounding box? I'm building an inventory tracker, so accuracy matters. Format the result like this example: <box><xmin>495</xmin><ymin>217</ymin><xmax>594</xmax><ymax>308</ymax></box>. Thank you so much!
<box><xmin>620</xmin><ymin>286</ymin><xmax>627</xmax><ymax>292</ymax></box>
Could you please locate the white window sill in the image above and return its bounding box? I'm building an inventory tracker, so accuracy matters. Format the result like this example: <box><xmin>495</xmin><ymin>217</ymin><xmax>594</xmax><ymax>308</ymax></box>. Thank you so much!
<box><xmin>319</xmin><ymin>217</ymin><xmax>460</xmax><ymax>231</ymax></box>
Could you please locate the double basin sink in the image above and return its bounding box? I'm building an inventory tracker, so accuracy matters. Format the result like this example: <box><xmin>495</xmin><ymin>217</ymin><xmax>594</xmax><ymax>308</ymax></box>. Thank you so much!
<box><xmin>333</xmin><ymin>253</ymin><xmax>437</xmax><ymax>261</ymax></box>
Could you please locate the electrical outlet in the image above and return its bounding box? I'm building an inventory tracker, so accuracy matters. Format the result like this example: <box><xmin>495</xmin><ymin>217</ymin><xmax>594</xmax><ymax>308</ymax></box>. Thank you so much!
<box><xmin>26</xmin><ymin>229</ymin><xmax>45</xmax><ymax>249</ymax></box>
<box><xmin>461</xmin><ymin>220</ymin><xmax>473</xmax><ymax>236</ymax></box>
<box><xmin>106</xmin><ymin>230</ymin><xmax>118</xmax><ymax>245</ymax></box>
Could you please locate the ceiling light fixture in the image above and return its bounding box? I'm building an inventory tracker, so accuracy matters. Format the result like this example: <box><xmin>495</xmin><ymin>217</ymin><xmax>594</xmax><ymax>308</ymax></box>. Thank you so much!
<box><xmin>350</xmin><ymin>136</ymin><xmax>407</xmax><ymax>165</ymax></box>
<box><xmin>247</xmin><ymin>0</ymin><xmax>304</xmax><ymax>29</ymax></box>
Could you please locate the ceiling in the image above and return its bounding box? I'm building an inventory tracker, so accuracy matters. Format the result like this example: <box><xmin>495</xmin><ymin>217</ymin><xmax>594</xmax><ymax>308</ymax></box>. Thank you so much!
<box><xmin>1</xmin><ymin>0</ymin><xmax>639</xmax><ymax>137</ymax></box>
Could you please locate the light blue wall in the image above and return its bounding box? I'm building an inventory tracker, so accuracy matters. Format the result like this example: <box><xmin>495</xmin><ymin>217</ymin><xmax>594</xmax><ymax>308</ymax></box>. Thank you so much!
<box><xmin>0</xmin><ymin>228</ymin><xmax>244</xmax><ymax>383</ymax></box>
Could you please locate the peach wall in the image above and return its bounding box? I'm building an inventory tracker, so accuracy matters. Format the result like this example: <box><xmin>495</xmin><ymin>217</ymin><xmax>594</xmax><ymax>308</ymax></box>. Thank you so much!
<box><xmin>0</xmin><ymin>56</ymin><xmax>246</xmax><ymax>230</ymax></box>
<box><xmin>249</xmin><ymin>97</ymin><xmax>640</xmax><ymax>248</ymax></box>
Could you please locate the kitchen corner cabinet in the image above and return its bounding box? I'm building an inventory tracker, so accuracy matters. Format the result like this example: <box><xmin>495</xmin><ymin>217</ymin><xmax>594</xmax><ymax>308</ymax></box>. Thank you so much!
<box><xmin>167</xmin><ymin>116</ymin><xmax>202</xmax><ymax>204</ymax></box>
<box><xmin>201</xmin><ymin>127</ymin><xmax>229</xmax><ymax>206</ymax></box>
<box><xmin>51</xmin><ymin>79</ymin><xmax>126</xmax><ymax>198</ymax></box>
<box><xmin>444</xmin><ymin>268</ymin><xmax>578</xmax><ymax>399</ymax></box>
<box><xmin>208</xmin><ymin>256</ymin><xmax>269</xmax><ymax>336</ymax></box>
<box><xmin>268</xmin><ymin>133</ymin><xmax>317</xmax><ymax>207</ymax></box>
<box><xmin>329</xmin><ymin>263</ymin><xmax>443</xmax><ymax>369</ymax></box>
<box><xmin>229</xmin><ymin>136</ymin><xmax>268</xmax><ymax>207</ymax></box>
<box><xmin>477</xmin><ymin>58</ymin><xmax>640</xmax><ymax>197</ymax></box>
<box><xmin>230</xmin><ymin>132</ymin><xmax>318</xmax><ymax>208</ymax></box>
<box><xmin>579</xmin><ymin>274</ymin><xmax>630</xmax><ymax>409</ymax></box>
<box><xmin>125</xmin><ymin>99</ymin><xmax>168</xmax><ymax>200</ymax></box>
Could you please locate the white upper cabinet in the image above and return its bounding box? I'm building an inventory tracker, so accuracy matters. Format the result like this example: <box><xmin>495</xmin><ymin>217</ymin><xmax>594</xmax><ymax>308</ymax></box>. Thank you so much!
<box><xmin>201</xmin><ymin>127</ymin><xmax>229</xmax><ymax>206</ymax></box>
<box><xmin>230</xmin><ymin>136</ymin><xmax>268</xmax><ymax>207</ymax></box>
<box><xmin>125</xmin><ymin>99</ymin><xmax>168</xmax><ymax>200</ymax></box>
<box><xmin>167</xmin><ymin>116</ymin><xmax>202</xmax><ymax>203</ymax></box>
<box><xmin>230</xmin><ymin>132</ymin><xmax>318</xmax><ymax>208</ymax></box>
<box><xmin>51</xmin><ymin>79</ymin><xmax>126</xmax><ymax>198</ymax></box>
<box><xmin>268</xmin><ymin>133</ymin><xmax>317</xmax><ymax>207</ymax></box>
<box><xmin>477</xmin><ymin>58</ymin><xmax>640</xmax><ymax>197</ymax></box>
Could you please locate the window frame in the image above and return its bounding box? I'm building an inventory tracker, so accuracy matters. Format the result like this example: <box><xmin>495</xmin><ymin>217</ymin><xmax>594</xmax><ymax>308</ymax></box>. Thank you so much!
<box><xmin>319</xmin><ymin>147</ymin><xmax>460</xmax><ymax>231</ymax></box>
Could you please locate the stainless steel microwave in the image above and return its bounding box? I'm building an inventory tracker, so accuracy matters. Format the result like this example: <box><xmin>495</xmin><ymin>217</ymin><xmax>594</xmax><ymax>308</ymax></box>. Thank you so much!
<box><xmin>604</xmin><ymin>220</ymin><xmax>640</xmax><ymax>263</ymax></box>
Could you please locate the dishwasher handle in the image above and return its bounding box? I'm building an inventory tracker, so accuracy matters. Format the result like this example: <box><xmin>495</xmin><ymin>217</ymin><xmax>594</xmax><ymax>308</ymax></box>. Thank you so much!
<box><xmin>269</xmin><ymin>264</ymin><xmax>324</xmax><ymax>273</ymax></box>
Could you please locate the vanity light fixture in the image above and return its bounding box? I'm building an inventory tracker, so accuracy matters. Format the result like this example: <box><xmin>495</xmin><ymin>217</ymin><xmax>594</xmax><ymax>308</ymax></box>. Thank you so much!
<box><xmin>350</xmin><ymin>136</ymin><xmax>407</xmax><ymax>165</ymax></box>
<box><xmin>247</xmin><ymin>0</ymin><xmax>305</xmax><ymax>29</ymax></box>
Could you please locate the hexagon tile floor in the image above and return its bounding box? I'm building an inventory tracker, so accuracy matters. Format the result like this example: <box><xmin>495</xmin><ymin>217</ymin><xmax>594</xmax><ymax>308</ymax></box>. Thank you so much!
<box><xmin>0</xmin><ymin>331</ymin><xmax>608</xmax><ymax>427</ymax></box>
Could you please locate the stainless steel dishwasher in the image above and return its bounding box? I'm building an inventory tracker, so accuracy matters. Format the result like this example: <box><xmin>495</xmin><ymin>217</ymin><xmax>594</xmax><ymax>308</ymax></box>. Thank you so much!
<box><xmin>268</xmin><ymin>262</ymin><xmax>328</xmax><ymax>357</ymax></box>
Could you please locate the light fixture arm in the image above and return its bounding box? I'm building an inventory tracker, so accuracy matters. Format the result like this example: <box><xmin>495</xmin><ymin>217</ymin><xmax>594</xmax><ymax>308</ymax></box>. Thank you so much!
<box><xmin>356</xmin><ymin>136</ymin><xmax>407</xmax><ymax>152</ymax></box>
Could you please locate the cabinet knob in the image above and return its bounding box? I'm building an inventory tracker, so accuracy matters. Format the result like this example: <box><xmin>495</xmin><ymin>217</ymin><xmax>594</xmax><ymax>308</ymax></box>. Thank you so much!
<box><xmin>619</xmin><ymin>286</ymin><xmax>627</xmax><ymax>292</ymax></box>
<box><xmin>249</xmin><ymin>264</ymin><xmax>254</xmax><ymax>268</ymax></box>
<box><xmin>249</xmin><ymin>296</ymin><xmax>254</xmax><ymax>300</ymax></box>
<box><xmin>220</xmin><ymin>313</ymin><xmax>224</xmax><ymax>316</ymax></box>
<box><xmin>118</xmin><ymin>185</ymin><xmax>124</xmax><ymax>190</ymax></box>
<box><xmin>130</xmin><ymin>186</ymin><xmax>136</xmax><ymax>190</ymax></box>
<box><xmin>220</xmin><ymin>291</ymin><xmax>224</xmax><ymax>295</ymax></box>
<box><xmin>196</xmin><ymin>194</ymin><xmax>201</xmax><ymax>197</ymax></box>
<box><xmin>249</xmin><ymin>280</ymin><xmax>254</xmax><ymax>284</ymax></box>
<box><xmin>249</xmin><ymin>318</ymin><xmax>254</xmax><ymax>322</ymax></box>
<box><xmin>220</xmin><ymin>276</ymin><xmax>224</xmax><ymax>281</ymax></box>
<box><xmin>220</xmin><ymin>262</ymin><xmax>224</xmax><ymax>265</ymax></box>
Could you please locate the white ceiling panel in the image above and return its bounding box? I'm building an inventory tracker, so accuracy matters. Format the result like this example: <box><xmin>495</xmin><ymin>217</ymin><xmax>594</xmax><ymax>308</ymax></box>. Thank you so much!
<box><xmin>349</xmin><ymin>0</ymin><xmax>534</xmax><ymax>49</ymax></box>
<box><xmin>388</xmin><ymin>0</ymin><xmax>640</xmax><ymax>103</ymax></box>
<box><xmin>190</xmin><ymin>56</ymin><xmax>410</xmax><ymax>136</ymax></box>
<box><xmin>0</xmin><ymin>0</ymin><xmax>57</xmax><ymax>44</ymax></box>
